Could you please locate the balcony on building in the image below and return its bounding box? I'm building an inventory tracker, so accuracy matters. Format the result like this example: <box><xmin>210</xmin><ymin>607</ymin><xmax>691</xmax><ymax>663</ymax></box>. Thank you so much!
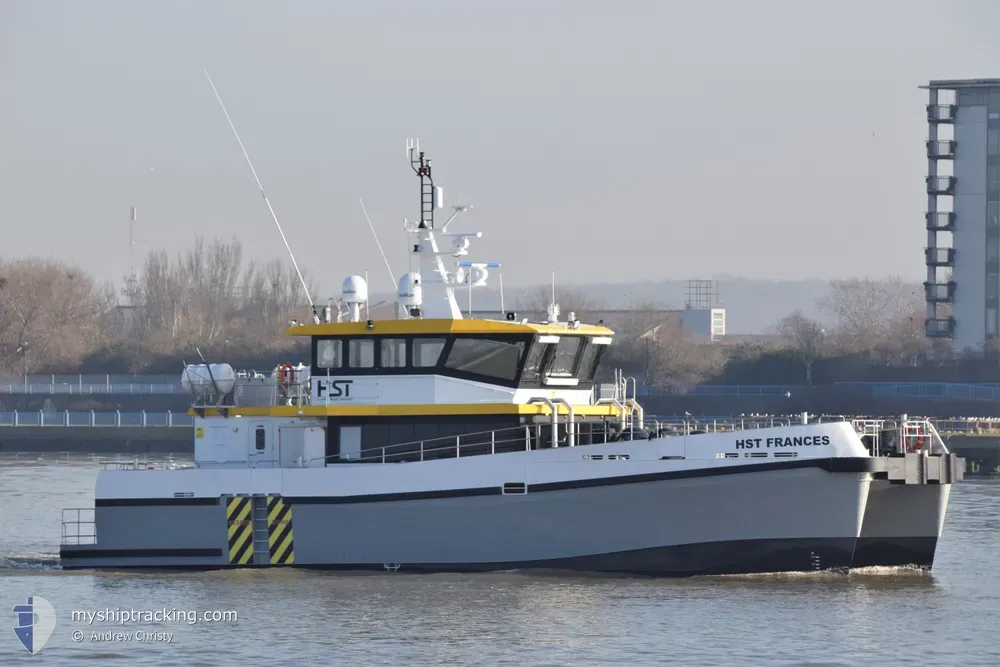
<box><xmin>927</xmin><ymin>104</ymin><xmax>957</xmax><ymax>123</ymax></box>
<box><xmin>925</xmin><ymin>317</ymin><xmax>955</xmax><ymax>338</ymax></box>
<box><xmin>927</xmin><ymin>140</ymin><xmax>956</xmax><ymax>159</ymax></box>
<box><xmin>926</xmin><ymin>211</ymin><xmax>956</xmax><ymax>230</ymax></box>
<box><xmin>925</xmin><ymin>247</ymin><xmax>955</xmax><ymax>266</ymax></box>
<box><xmin>926</xmin><ymin>176</ymin><xmax>956</xmax><ymax>195</ymax></box>
<box><xmin>924</xmin><ymin>281</ymin><xmax>956</xmax><ymax>302</ymax></box>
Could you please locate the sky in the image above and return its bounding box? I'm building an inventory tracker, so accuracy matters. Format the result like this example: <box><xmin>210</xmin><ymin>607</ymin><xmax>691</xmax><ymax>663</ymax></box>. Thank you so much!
<box><xmin>3</xmin><ymin>0</ymin><xmax>1000</xmax><ymax>299</ymax></box>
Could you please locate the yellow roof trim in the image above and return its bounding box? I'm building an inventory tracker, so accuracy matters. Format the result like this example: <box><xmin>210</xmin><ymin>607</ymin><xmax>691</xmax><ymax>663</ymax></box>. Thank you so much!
<box><xmin>190</xmin><ymin>403</ymin><xmax>623</xmax><ymax>418</ymax></box>
<box><xmin>283</xmin><ymin>318</ymin><xmax>615</xmax><ymax>337</ymax></box>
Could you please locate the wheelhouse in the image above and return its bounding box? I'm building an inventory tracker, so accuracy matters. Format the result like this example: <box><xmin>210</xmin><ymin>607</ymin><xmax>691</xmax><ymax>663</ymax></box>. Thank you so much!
<box><xmin>308</xmin><ymin>330</ymin><xmax>609</xmax><ymax>389</ymax></box>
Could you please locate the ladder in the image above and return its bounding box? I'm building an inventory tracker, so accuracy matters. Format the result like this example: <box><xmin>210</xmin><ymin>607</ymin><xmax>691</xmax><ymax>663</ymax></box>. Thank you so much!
<box><xmin>251</xmin><ymin>496</ymin><xmax>270</xmax><ymax>564</ymax></box>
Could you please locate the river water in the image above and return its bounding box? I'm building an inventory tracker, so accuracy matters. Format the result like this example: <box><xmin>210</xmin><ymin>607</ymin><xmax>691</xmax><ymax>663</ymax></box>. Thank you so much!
<box><xmin>1</xmin><ymin>454</ymin><xmax>998</xmax><ymax>666</ymax></box>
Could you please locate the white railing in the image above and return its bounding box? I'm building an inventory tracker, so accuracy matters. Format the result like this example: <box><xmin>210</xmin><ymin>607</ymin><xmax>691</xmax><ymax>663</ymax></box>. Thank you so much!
<box><xmin>0</xmin><ymin>411</ymin><xmax>194</xmax><ymax>427</ymax></box>
<box><xmin>646</xmin><ymin>414</ymin><xmax>1000</xmax><ymax>436</ymax></box>
<box><xmin>0</xmin><ymin>374</ymin><xmax>184</xmax><ymax>395</ymax></box>
<box><xmin>61</xmin><ymin>508</ymin><xmax>96</xmax><ymax>545</ymax></box>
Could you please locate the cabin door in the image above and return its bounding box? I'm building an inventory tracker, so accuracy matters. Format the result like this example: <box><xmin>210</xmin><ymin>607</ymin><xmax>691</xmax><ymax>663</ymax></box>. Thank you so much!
<box><xmin>340</xmin><ymin>426</ymin><xmax>362</xmax><ymax>461</ymax></box>
<box><xmin>249</xmin><ymin>422</ymin><xmax>275</xmax><ymax>468</ymax></box>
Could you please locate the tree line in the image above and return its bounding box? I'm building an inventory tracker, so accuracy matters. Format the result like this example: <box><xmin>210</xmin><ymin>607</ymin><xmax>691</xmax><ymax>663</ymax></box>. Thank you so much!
<box><xmin>0</xmin><ymin>237</ymin><xmax>312</xmax><ymax>375</ymax></box>
<box><xmin>0</xmin><ymin>238</ymin><xmax>982</xmax><ymax>386</ymax></box>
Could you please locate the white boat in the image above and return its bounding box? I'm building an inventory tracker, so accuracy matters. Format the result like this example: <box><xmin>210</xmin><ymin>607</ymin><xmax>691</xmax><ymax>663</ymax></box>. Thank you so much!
<box><xmin>59</xmin><ymin>142</ymin><xmax>964</xmax><ymax>575</ymax></box>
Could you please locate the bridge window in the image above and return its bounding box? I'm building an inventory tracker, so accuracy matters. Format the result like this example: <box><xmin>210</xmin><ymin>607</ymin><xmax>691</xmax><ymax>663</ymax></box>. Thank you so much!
<box><xmin>413</xmin><ymin>338</ymin><xmax>446</xmax><ymax>367</ymax></box>
<box><xmin>381</xmin><ymin>339</ymin><xmax>407</xmax><ymax>367</ymax></box>
<box><xmin>316</xmin><ymin>339</ymin><xmax>343</xmax><ymax>369</ymax></box>
<box><xmin>547</xmin><ymin>337</ymin><xmax>582</xmax><ymax>377</ymax></box>
<box><xmin>445</xmin><ymin>338</ymin><xmax>524</xmax><ymax>381</ymax></box>
<box><xmin>521</xmin><ymin>342</ymin><xmax>548</xmax><ymax>382</ymax></box>
<box><xmin>255</xmin><ymin>428</ymin><xmax>266</xmax><ymax>451</ymax></box>
<box><xmin>348</xmin><ymin>339</ymin><xmax>375</xmax><ymax>368</ymax></box>
<box><xmin>576</xmin><ymin>341</ymin><xmax>606</xmax><ymax>382</ymax></box>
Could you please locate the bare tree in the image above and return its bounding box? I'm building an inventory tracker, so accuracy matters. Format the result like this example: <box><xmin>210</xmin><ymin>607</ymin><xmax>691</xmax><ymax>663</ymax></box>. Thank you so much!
<box><xmin>0</xmin><ymin>258</ymin><xmax>113</xmax><ymax>374</ymax></box>
<box><xmin>819</xmin><ymin>277</ymin><xmax>924</xmax><ymax>360</ymax></box>
<box><xmin>646</xmin><ymin>335</ymin><xmax>727</xmax><ymax>393</ymax></box>
<box><xmin>517</xmin><ymin>285</ymin><xmax>606</xmax><ymax>322</ymax></box>
<box><xmin>122</xmin><ymin>236</ymin><xmax>314</xmax><ymax>356</ymax></box>
<box><xmin>601</xmin><ymin>300</ymin><xmax>678</xmax><ymax>382</ymax></box>
<box><xmin>774</xmin><ymin>310</ymin><xmax>829</xmax><ymax>384</ymax></box>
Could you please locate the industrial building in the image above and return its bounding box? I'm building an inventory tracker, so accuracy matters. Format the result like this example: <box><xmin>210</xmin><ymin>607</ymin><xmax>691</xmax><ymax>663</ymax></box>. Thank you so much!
<box><xmin>923</xmin><ymin>78</ymin><xmax>1000</xmax><ymax>354</ymax></box>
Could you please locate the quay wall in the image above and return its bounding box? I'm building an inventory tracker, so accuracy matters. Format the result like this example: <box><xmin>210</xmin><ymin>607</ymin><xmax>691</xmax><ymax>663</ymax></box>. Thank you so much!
<box><xmin>0</xmin><ymin>427</ymin><xmax>191</xmax><ymax>455</ymax></box>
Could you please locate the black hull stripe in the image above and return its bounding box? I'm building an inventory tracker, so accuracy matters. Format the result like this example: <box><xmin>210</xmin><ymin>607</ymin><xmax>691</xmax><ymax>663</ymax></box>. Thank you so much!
<box><xmin>59</xmin><ymin>548</ymin><xmax>222</xmax><ymax>560</ymax></box>
<box><xmin>96</xmin><ymin>497</ymin><xmax>219</xmax><ymax>507</ymax></box>
<box><xmin>852</xmin><ymin>536</ymin><xmax>937</xmax><ymax>569</ymax></box>
<box><xmin>288</xmin><ymin>487</ymin><xmax>500</xmax><ymax>504</ymax></box>
<box><xmin>91</xmin><ymin>458</ymin><xmax>878</xmax><ymax>508</ymax></box>
<box><xmin>58</xmin><ymin>538</ymin><xmax>855</xmax><ymax>576</ymax></box>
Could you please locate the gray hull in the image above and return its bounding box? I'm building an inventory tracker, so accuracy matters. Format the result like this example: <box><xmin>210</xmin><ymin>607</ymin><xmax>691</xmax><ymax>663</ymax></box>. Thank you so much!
<box><xmin>61</xmin><ymin>465</ymin><xmax>869</xmax><ymax>576</ymax></box>
<box><xmin>853</xmin><ymin>480</ymin><xmax>951</xmax><ymax>569</ymax></box>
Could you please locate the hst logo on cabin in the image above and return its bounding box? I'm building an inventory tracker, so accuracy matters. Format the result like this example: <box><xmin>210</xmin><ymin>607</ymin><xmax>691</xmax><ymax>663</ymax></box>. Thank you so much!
<box><xmin>735</xmin><ymin>435</ymin><xmax>831</xmax><ymax>449</ymax></box>
<box><xmin>315</xmin><ymin>379</ymin><xmax>354</xmax><ymax>399</ymax></box>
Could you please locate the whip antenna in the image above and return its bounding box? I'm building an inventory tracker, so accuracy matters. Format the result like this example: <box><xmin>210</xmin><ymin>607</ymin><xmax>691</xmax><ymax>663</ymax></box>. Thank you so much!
<box><xmin>359</xmin><ymin>198</ymin><xmax>396</xmax><ymax>291</ymax></box>
<box><xmin>204</xmin><ymin>70</ymin><xmax>314</xmax><ymax>309</ymax></box>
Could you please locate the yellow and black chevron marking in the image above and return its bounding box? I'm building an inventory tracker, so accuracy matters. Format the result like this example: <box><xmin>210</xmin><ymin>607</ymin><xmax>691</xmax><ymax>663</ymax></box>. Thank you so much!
<box><xmin>267</xmin><ymin>496</ymin><xmax>295</xmax><ymax>565</ymax></box>
<box><xmin>226</xmin><ymin>497</ymin><xmax>254</xmax><ymax>565</ymax></box>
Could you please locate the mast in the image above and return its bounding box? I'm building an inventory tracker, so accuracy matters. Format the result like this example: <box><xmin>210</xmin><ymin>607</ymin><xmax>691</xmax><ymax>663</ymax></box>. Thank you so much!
<box><xmin>410</xmin><ymin>140</ymin><xmax>442</xmax><ymax>229</ymax></box>
<box><xmin>405</xmin><ymin>139</ymin><xmax>462</xmax><ymax>318</ymax></box>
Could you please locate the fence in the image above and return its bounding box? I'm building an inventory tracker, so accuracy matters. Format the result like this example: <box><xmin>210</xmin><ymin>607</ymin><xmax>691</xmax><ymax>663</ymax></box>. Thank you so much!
<box><xmin>0</xmin><ymin>375</ymin><xmax>184</xmax><ymax>395</ymax></box>
<box><xmin>0</xmin><ymin>411</ymin><xmax>194</xmax><ymax>427</ymax></box>
<box><xmin>682</xmin><ymin>385</ymin><xmax>798</xmax><ymax>397</ymax></box>
<box><xmin>664</xmin><ymin>383</ymin><xmax>1000</xmax><ymax>399</ymax></box>
<box><xmin>832</xmin><ymin>382</ymin><xmax>1000</xmax><ymax>400</ymax></box>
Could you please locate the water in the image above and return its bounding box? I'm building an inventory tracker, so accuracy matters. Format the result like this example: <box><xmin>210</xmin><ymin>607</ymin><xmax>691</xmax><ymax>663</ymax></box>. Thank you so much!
<box><xmin>1</xmin><ymin>454</ymin><xmax>999</xmax><ymax>666</ymax></box>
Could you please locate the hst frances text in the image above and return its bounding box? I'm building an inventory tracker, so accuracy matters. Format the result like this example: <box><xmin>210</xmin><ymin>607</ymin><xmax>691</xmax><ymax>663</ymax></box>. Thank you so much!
<box><xmin>734</xmin><ymin>436</ymin><xmax>831</xmax><ymax>449</ymax></box>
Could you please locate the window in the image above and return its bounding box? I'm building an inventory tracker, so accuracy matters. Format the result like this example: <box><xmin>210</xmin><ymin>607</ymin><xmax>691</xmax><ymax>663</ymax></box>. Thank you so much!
<box><xmin>255</xmin><ymin>428</ymin><xmax>266</xmax><ymax>451</ymax></box>
<box><xmin>989</xmin><ymin>244</ymin><xmax>999</xmax><ymax>262</ymax></box>
<box><xmin>348</xmin><ymin>339</ymin><xmax>374</xmax><ymax>368</ymax></box>
<box><xmin>989</xmin><ymin>202</ymin><xmax>999</xmax><ymax>227</ymax></box>
<box><xmin>316</xmin><ymin>339</ymin><xmax>342</xmax><ymax>368</ymax></box>
<box><xmin>546</xmin><ymin>337</ymin><xmax>582</xmax><ymax>377</ymax></box>
<box><xmin>988</xmin><ymin>279</ymin><xmax>998</xmax><ymax>300</ymax></box>
<box><xmin>444</xmin><ymin>338</ymin><xmax>524</xmax><ymax>381</ymax></box>
<box><xmin>521</xmin><ymin>343</ymin><xmax>549</xmax><ymax>382</ymax></box>
<box><xmin>990</xmin><ymin>165</ymin><xmax>1000</xmax><ymax>191</ymax></box>
<box><xmin>989</xmin><ymin>308</ymin><xmax>999</xmax><ymax>336</ymax></box>
<box><xmin>381</xmin><ymin>339</ymin><xmax>407</xmax><ymax>367</ymax></box>
<box><xmin>990</xmin><ymin>129</ymin><xmax>1000</xmax><ymax>155</ymax></box>
<box><xmin>413</xmin><ymin>338</ymin><xmax>446</xmax><ymax>367</ymax></box>
<box><xmin>575</xmin><ymin>342</ymin><xmax>606</xmax><ymax>383</ymax></box>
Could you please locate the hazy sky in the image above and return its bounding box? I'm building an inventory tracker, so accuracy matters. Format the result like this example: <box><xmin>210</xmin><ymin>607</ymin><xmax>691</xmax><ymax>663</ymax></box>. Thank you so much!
<box><xmin>4</xmin><ymin>0</ymin><xmax>1000</xmax><ymax>298</ymax></box>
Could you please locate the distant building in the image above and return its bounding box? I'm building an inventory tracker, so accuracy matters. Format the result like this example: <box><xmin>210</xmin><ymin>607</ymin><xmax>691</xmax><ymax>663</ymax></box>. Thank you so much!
<box><xmin>922</xmin><ymin>78</ymin><xmax>1000</xmax><ymax>353</ymax></box>
<box><xmin>680</xmin><ymin>308</ymin><xmax>726</xmax><ymax>341</ymax></box>
<box><xmin>680</xmin><ymin>279</ymin><xmax>725</xmax><ymax>341</ymax></box>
